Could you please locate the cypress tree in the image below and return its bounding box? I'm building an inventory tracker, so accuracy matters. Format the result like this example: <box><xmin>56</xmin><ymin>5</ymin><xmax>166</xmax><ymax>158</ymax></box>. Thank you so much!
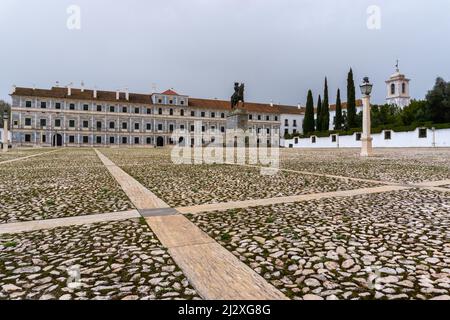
<box><xmin>334</xmin><ymin>88</ymin><xmax>343</xmax><ymax>130</ymax></box>
<box><xmin>347</xmin><ymin>68</ymin><xmax>357</xmax><ymax>128</ymax></box>
<box><xmin>303</xmin><ymin>90</ymin><xmax>315</xmax><ymax>134</ymax></box>
<box><xmin>316</xmin><ymin>95</ymin><xmax>322</xmax><ymax>132</ymax></box>
<box><xmin>321</xmin><ymin>77</ymin><xmax>330</xmax><ymax>131</ymax></box>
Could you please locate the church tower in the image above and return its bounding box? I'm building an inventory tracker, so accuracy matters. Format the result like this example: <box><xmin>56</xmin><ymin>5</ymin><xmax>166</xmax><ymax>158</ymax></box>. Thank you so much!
<box><xmin>385</xmin><ymin>61</ymin><xmax>411</xmax><ymax>108</ymax></box>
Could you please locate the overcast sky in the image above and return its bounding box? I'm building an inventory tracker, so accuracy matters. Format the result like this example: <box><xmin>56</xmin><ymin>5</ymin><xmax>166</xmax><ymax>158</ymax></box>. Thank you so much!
<box><xmin>1</xmin><ymin>0</ymin><xmax>449</xmax><ymax>105</ymax></box>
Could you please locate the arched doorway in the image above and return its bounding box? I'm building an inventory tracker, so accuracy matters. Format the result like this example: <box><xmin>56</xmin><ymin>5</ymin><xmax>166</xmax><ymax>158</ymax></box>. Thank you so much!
<box><xmin>156</xmin><ymin>136</ymin><xmax>164</xmax><ymax>147</ymax></box>
<box><xmin>178</xmin><ymin>137</ymin><xmax>185</xmax><ymax>146</ymax></box>
<box><xmin>53</xmin><ymin>134</ymin><xmax>63</xmax><ymax>147</ymax></box>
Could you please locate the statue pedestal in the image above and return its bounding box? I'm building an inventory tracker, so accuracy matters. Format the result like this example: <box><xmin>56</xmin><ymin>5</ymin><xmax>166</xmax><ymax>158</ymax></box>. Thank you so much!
<box><xmin>227</xmin><ymin>103</ymin><xmax>248</xmax><ymax>131</ymax></box>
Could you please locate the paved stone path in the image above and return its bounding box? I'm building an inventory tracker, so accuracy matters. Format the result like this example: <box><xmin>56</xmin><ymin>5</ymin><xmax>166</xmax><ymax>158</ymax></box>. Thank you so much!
<box><xmin>0</xmin><ymin>210</ymin><xmax>140</xmax><ymax>235</ymax></box>
<box><xmin>0</xmin><ymin>149</ymin><xmax>59</xmax><ymax>165</ymax></box>
<box><xmin>94</xmin><ymin>149</ymin><xmax>288</xmax><ymax>300</ymax></box>
<box><xmin>177</xmin><ymin>185</ymin><xmax>409</xmax><ymax>214</ymax></box>
<box><xmin>95</xmin><ymin>150</ymin><xmax>169</xmax><ymax>209</ymax></box>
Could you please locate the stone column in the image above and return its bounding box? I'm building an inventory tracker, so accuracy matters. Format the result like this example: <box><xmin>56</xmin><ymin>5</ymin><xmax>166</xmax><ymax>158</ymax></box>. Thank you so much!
<box><xmin>360</xmin><ymin>94</ymin><xmax>373</xmax><ymax>157</ymax></box>
<box><xmin>2</xmin><ymin>118</ymin><xmax>9</xmax><ymax>152</ymax></box>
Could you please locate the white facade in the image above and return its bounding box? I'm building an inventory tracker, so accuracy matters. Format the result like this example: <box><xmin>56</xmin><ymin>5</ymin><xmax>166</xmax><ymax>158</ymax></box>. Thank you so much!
<box><xmin>328</xmin><ymin>106</ymin><xmax>363</xmax><ymax>130</ymax></box>
<box><xmin>284</xmin><ymin>127</ymin><xmax>450</xmax><ymax>148</ymax></box>
<box><xmin>281</xmin><ymin>112</ymin><xmax>304</xmax><ymax>136</ymax></box>
<box><xmin>386</xmin><ymin>66</ymin><xmax>411</xmax><ymax>108</ymax></box>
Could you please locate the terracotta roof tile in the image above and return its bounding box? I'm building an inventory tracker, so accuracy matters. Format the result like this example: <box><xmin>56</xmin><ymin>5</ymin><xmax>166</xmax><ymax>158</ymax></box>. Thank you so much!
<box><xmin>12</xmin><ymin>86</ymin><xmax>360</xmax><ymax>115</ymax></box>
<box><xmin>161</xmin><ymin>89</ymin><xmax>180</xmax><ymax>96</ymax></box>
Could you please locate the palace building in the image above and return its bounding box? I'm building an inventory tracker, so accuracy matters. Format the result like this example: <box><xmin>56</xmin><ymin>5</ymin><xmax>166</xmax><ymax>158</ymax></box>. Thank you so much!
<box><xmin>9</xmin><ymin>85</ymin><xmax>303</xmax><ymax>147</ymax></box>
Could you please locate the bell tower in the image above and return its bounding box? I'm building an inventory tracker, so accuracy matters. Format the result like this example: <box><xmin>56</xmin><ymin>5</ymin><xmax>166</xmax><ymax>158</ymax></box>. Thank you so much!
<box><xmin>385</xmin><ymin>60</ymin><xmax>411</xmax><ymax>108</ymax></box>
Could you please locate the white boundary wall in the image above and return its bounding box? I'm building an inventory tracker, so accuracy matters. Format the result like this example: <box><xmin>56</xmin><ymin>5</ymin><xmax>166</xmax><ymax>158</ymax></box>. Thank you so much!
<box><xmin>284</xmin><ymin>127</ymin><xmax>450</xmax><ymax>148</ymax></box>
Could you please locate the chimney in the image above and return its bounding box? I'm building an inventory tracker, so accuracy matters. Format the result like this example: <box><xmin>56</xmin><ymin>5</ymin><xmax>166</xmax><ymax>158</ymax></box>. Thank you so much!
<box><xmin>33</xmin><ymin>84</ymin><xmax>36</xmax><ymax>91</ymax></box>
<box><xmin>125</xmin><ymin>88</ymin><xmax>129</xmax><ymax>101</ymax></box>
<box><xmin>67</xmin><ymin>83</ymin><xmax>72</xmax><ymax>96</ymax></box>
<box><xmin>93</xmin><ymin>87</ymin><xmax>97</xmax><ymax>99</ymax></box>
<box><xmin>270</xmin><ymin>100</ymin><xmax>274</xmax><ymax>107</ymax></box>
<box><xmin>55</xmin><ymin>81</ymin><xmax>60</xmax><ymax>87</ymax></box>
<box><xmin>116</xmin><ymin>90</ymin><xmax>120</xmax><ymax>100</ymax></box>
<box><xmin>81</xmin><ymin>81</ymin><xmax>85</xmax><ymax>92</ymax></box>
<box><xmin>298</xmin><ymin>104</ymin><xmax>301</xmax><ymax>109</ymax></box>
<box><xmin>11</xmin><ymin>85</ymin><xmax>16</xmax><ymax>94</ymax></box>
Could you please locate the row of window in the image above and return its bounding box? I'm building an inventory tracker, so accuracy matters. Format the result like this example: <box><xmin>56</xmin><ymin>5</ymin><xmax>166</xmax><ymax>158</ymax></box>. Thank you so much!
<box><xmin>22</xmin><ymin>134</ymin><xmax>165</xmax><ymax>145</ymax></box>
<box><xmin>20</xmin><ymin>118</ymin><xmax>274</xmax><ymax>135</ymax></box>
<box><xmin>21</xmin><ymin>101</ymin><xmax>278</xmax><ymax>121</ymax></box>
<box><xmin>21</xmin><ymin>118</ymin><xmax>231</xmax><ymax>132</ymax></box>
<box><xmin>304</xmin><ymin>129</ymin><xmax>428</xmax><ymax>144</ymax></box>
<box><xmin>284</xmin><ymin>119</ymin><xmax>298</xmax><ymax>127</ymax></box>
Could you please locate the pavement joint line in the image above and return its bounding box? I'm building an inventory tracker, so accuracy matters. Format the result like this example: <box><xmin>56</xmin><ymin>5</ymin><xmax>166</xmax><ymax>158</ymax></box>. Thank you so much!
<box><xmin>139</xmin><ymin>208</ymin><xmax>180</xmax><ymax>217</ymax></box>
<box><xmin>94</xmin><ymin>149</ymin><xmax>288</xmax><ymax>300</ymax></box>
<box><xmin>94</xmin><ymin>149</ymin><xmax>170</xmax><ymax>209</ymax></box>
<box><xmin>188</xmin><ymin>156</ymin><xmax>398</xmax><ymax>186</ymax></box>
<box><xmin>423</xmin><ymin>186</ymin><xmax>450</xmax><ymax>193</ymax></box>
<box><xmin>0</xmin><ymin>149</ymin><xmax>60</xmax><ymax>165</ymax></box>
<box><xmin>0</xmin><ymin>210</ymin><xmax>141</xmax><ymax>235</ymax></box>
<box><xmin>176</xmin><ymin>185</ymin><xmax>412</xmax><ymax>214</ymax></box>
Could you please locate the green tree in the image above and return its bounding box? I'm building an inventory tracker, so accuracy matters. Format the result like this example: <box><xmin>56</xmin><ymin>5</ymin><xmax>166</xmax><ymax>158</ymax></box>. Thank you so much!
<box><xmin>320</xmin><ymin>77</ymin><xmax>330</xmax><ymax>131</ymax></box>
<box><xmin>0</xmin><ymin>100</ymin><xmax>11</xmax><ymax>129</ymax></box>
<box><xmin>334</xmin><ymin>89</ymin><xmax>343</xmax><ymax>130</ymax></box>
<box><xmin>346</xmin><ymin>68</ymin><xmax>357</xmax><ymax>128</ymax></box>
<box><xmin>426</xmin><ymin>77</ymin><xmax>450</xmax><ymax>123</ymax></box>
<box><xmin>316</xmin><ymin>95</ymin><xmax>322</xmax><ymax>131</ymax></box>
<box><xmin>400</xmin><ymin>100</ymin><xmax>430</xmax><ymax>125</ymax></box>
<box><xmin>303</xmin><ymin>90</ymin><xmax>315</xmax><ymax>134</ymax></box>
<box><xmin>371</xmin><ymin>104</ymin><xmax>402</xmax><ymax>128</ymax></box>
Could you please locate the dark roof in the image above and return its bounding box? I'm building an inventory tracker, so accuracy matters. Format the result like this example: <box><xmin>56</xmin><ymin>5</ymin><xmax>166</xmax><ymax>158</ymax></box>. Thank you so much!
<box><xmin>12</xmin><ymin>87</ymin><xmax>152</xmax><ymax>104</ymax></box>
<box><xmin>12</xmin><ymin>86</ymin><xmax>302</xmax><ymax>115</ymax></box>
<box><xmin>12</xmin><ymin>86</ymin><xmax>360</xmax><ymax>115</ymax></box>
<box><xmin>188</xmin><ymin>98</ymin><xmax>298</xmax><ymax>114</ymax></box>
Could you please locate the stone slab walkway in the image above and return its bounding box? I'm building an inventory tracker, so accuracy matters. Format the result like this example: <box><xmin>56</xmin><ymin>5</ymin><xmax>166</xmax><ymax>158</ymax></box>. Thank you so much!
<box><xmin>0</xmin><ymin>149</ymin><xmax>59</xmax><ymax>165</ymax></box>
<box><xmin>177</xmin><ymin>185</ymin><xmax>409</xmax><ymax>214</ymax></box>
<box><xmin>0</xmin><ymin>210</ymin><xmax>140</xmax><ymax>235</ymax></box>
<box><xmin>95</xmin><ymin>149</ymin><xmax>170</xmax><ymax>209</ymax></box>
<box><xmin>94</xmin><ymin>149</ymin><xmax>288</xmax><ymax>300</ymax></box>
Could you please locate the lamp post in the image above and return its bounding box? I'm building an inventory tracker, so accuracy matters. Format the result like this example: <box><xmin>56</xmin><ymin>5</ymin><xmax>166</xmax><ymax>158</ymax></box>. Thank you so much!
<box><xmin>2</xmin><ymin>111</ymin><xmax>9</xmax><ymax>152</ymax></box>
<box><xmin>359</xmin><ymin>77</ymin><xmax>373</xmax><ymax>157</ymax></box>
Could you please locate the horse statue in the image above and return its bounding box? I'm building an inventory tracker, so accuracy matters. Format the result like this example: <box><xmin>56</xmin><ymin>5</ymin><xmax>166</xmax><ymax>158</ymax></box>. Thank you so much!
<box><xmin>231</xmin><ymin>82</ymin><xmax>245</xmax><ymax>109</ymax></box>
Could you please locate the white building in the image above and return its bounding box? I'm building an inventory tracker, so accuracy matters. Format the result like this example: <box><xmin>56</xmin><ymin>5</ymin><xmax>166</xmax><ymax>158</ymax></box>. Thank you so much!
<box><xmin>385</xmin><ymin>63</ymin><xmax>411</xmax><ymax>108</ymax></box>
<box><xmin>9</xmin><ymin>85</ymin><xmax>303</xmax><ymax>148</ymax></box>
<box><xmin>279</xmin><ymin>105</ymin><xmax>304</xmax><ymax>137</ymax></box>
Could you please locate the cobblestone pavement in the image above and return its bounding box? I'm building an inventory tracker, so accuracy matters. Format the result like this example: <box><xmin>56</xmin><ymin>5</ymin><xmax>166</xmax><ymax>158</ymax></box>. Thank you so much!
<box><xmin>1</xmin><ymin>147</ymin><xmax>449</xmax><ymax>301</ymax></box>
<box><xmin>0</xmin><ymin>149</ymin><xmax>134</xmax><ymax>223</ymax></box>
<box><xmin>187</xmin><ymin>189</ymin><xmax>450</xmax><ymax>300</ymax></box>
<box><xmin>0</xmin><ymin>148</ymin><xmax>55</xmax><ymax>162</ymax></box>
<box><xmin>99</xmin><ymin>149</ymin><xmax>377</xmax><ymax>207</ymax></box>
<box><xmin>281</xmin><ymin>148</ymin><xmax>450</xmax><ymax>184</ymax></box>
<box><xmin>0</xmin><ymin>218</ymin><xmax>200</xmax><ymax>300</ymax></box>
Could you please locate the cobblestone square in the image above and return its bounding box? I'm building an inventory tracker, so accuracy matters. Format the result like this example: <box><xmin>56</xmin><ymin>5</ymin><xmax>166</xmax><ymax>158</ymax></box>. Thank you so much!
<box><xmin>0</xmin><ymin>147</ymin><xmax>449</xmax><ymax>300</ymax></box>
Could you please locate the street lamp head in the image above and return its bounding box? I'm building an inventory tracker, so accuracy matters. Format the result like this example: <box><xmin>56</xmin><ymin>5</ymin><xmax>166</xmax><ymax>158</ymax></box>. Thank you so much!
<box><xmin>360</xmin><ymin>77</ymin><xmax>373</xmax><ymax>96</ymax></box>
<box><xmin>3</xmin><ymin>111</ymin><xmax>8</xmax><ymax>121</ymax></box>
